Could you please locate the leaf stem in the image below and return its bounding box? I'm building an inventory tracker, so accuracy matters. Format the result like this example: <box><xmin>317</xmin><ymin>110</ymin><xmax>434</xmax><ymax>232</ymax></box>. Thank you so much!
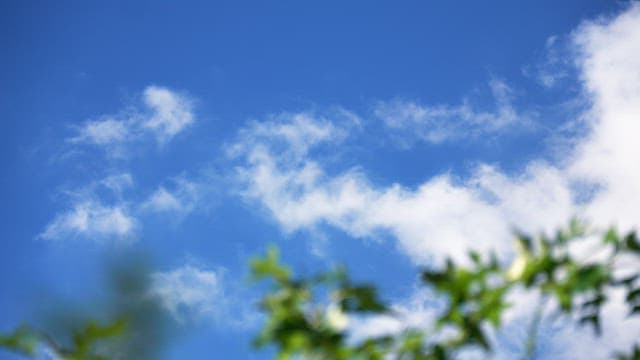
<box><xmin>523</xmin><ymin>294</ymin><xmax>547</xmax><ymax>360</ymax></box>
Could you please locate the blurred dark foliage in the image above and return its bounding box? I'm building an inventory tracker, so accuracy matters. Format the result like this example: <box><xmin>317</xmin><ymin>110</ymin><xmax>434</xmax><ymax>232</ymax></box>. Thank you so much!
<box><xmin>2</xmin><ymin>221</ymin><xmax>639</xmax><ymax>359</ymax></box>
<box><xmin>1</xmin><ymin>256</ymin><xmax>171</xmax><ymax>359</ymax></box>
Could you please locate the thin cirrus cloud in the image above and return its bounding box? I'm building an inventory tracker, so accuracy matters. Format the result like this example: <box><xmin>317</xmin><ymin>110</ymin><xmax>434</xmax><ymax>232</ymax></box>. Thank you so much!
<box><xmin>99</xmin><ymin>173</ymin><xmax>135</xmax><ymax>195</ymax></box>
<box><xmin>374</xmin><ymin>79</ymin><xmax>532</xmax><ymax>146</ymax></box>
<box><xmin>39</xmin><ymin>173</ymin><xmax>138</xmax><ymax>242</ymax></box>
<box><xmin>522</xmin><ymin>35</ymin><xmax>573</xmax><ymax>88</ymax></box>
<box><xmin>71</xmin><ymin>85</ymin><xmax>195</xmax><ymax>155</ymax></box>
<box><xmin>227</xmin><ymin>3</ymin><xmax>640</xmax><ymax>356</ymax></box>
<box><xmin>226</xmin><ymin>109</ymin><xmax>356</xmax><ymax>161</ymax></box>
<box><xmin>141</xmin><ymin>176</ymin><xmax>202</xmax><ymax>216</ymax></box>
<box><xmin>148</xmin><ymin>263</ymin><xmax>257</xmax><ymax>328</ymax></box>
<box><xmin>39</xmin><ymin>200</ymin><xmax>136</xmax><ymax>242</ymax></box>
<box><xmin>42</xmin><ymin>85</ymin><xmax>199</xmax><ymax>242</ymax></box>
<box><xmin>149</xmin><ymin>264</ymin><xmax>225</xmax><ymax>323</ymax></box>
<box><xmin>40</xmin><ymin>172</ymin><xmax>211</xmax><ymax>242</ymax></box>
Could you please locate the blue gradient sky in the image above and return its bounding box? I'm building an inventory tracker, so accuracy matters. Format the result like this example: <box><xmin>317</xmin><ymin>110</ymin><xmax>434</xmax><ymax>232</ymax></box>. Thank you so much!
<box><xmin>2</xmin><ymin>1</ymin><xmax>639</xmax><ymax>358</ymax></box>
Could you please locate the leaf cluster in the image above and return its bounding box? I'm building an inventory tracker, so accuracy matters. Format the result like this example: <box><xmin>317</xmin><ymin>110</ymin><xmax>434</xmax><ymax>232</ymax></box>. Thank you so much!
<box><xmin>253</xmin><ymin>221</ymin><xmax>640</xmax><ymax>359</ymax></box>
<box><xmin>0</xmin><ymin>319</ymin><xmax>126</xmax><ymax>360</ymax></box>
<box><xmin>250</xmin><ymin>245</ymin><xmax>426</xmax><ymax>359</ymax></box>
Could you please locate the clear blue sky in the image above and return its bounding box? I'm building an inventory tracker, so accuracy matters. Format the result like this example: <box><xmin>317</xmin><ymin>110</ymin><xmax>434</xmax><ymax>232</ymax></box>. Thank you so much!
<box><xmin>2</xmin><ymin>1</ymin><xmax>639</xmax><ymax>358</ymax></box>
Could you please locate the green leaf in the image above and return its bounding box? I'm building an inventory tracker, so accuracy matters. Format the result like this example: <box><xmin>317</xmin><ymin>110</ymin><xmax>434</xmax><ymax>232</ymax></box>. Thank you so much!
<box><xmin>339</xmin><ymin>285</ymin><xmax>387</xmax><ymax>313</ymax></box>
<box><xmin>469</xmin><ymin>250</ymin><xmax>481</xmax><ymax>265</ymax></box>
<box><xmin>574</xmin><ymin>264</ymin><xmax>610</xmax><ymax>292</ymax></box>
<box><xmin>613</xmin><ymin>275</ymin><xmax>638</xmax><ymax>288</ymax></box>
<box><xmin>516</xmin><ymin>234</ymin><xmax>533</xmax><ymax>252</ymax></box>
<box><xmin>604</xmin><ymin>228</ymin><xmax>619</xmax><ymax>246</ymax></box>
<box><xmin>0</xmin><ymin>325</ymin><xmax>40</xmax><ymax>356</ymax></box>
<box><xmin>579</xmin><ymin>314</ymin><xmax>601</xmax><ymax>335</ymax></box>
<box><xmin>582</xmin><ymin>293</ymin><xmax>606</xmax><ymax>309</ymax></box>
<box><xmin>626</xmin><ymin>288</ymin><xmax>640</xmax><ymax>304</ymax></box>
<box><xmin>625</xmin><ymin>232</ymin><xmax>640</xmax><ymax>253</ymax></box>
<box><xmin>251</xmin><ymin>245</ymin><xmax>291</xmax><ymax>283</ymax></box>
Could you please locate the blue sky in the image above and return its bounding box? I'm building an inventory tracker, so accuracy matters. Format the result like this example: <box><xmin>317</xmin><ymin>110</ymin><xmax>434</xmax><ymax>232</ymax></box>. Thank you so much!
<box><xmin>2</xmin><ymin>1</ymin><xmax>640</xmax><ymax>358</ymax></box>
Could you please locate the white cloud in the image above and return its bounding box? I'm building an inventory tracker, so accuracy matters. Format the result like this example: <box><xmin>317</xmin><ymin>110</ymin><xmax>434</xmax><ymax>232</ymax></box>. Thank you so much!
<box><xmin>144</xmin><ymin>187</ymin><xmax>183</xmax><ymax>213</ymax></box>
<box><xmin>39</xmin><ymin>173</ymin><xmax>137</xmax><ymax>242</ymax></box>
<box><xmin>230</xmin><ymin>4</ymin><xmax>640</xmax><ymax>266</ymax></box>
<box><xmin>523</xmin><ymin>35</ymin><xmax>573</xmax><ymax>88</ymax></box>
<box><xmin>227</xmin><ymin>109</ymin><xmax>356</xmax><ymax>161</ymax></box>
<box><xmin>567</xmin><ymin>2</ymin><xmax>640</xmax><ymax>233</ymax></box>
<box><xmin>374</xmin><ymin>79</ymin><xmax>531</xmax><ymax>146</ymax></box>
<box><xmin>542</xmin><ymin>288</ymin><xmax>640</xmax><ymax>359</ymax></box>
<box><xmin>39</xmin><ymin>201</ymin><xmax>136</xmax><ymax>242</ymax></box>
<box><xmin>149</xmin><ymin>263</ymin><xmax>256</xmax><ymax>328</ymax></box>
<box><xmin>150</xmin><ymin>264</ymin><xmax>224</xmax><ymax>323</ymax></box>
<box><xmin>142</xmin><ymin>86</ymin><xmax>195</xmax><ymax>143</ymax></box>
<box><xmin>71</xmin><ymin>85</ymin><xmax>195</xmax><ymax>154</ymax></box>
<box><xmin>100</xmin><ymin>173</ymin><xmax>134</xmax><ymax>194</ymax></box>
<box><xmin>229</xmin><ymin>4</ymin><xmax>640</xmax><ymax>356</ymax></box>
<box><xmin>74</xmin><ymin>118</ymin><xmax>129</xmax><ymax>145</ymax></box>
<box><xmin>230</xmin><ymin>113</ymin><xmax>571</xmax><ymax>265</ymax></box>
<box><xmin>40</xmin><ymin>169</ymin><xmax>215</xmax><ymax>243</ymax></box>
<box><xmin>141</xmin><ymin>176</ymin><xmax>204</xmax><ymax>216</ymax></box>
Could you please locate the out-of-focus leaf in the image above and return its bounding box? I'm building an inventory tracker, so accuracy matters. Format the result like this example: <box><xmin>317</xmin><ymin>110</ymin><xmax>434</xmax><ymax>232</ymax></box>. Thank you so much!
<box><xmin>251</xmin><ymin>245</ymin><xmax>291</xmax><ymax>283</ymax></box>
<box><xmin>625</xmin><ymin>232</ymin><xmax>640</xmax><ymax>253</ymax></box>
<box><xmin>626</xmin><ymin>288</ymin><xmax>640</xmax><ymax>303</ymax></box>
<box><xmin>579</xmin><ymin>314</ymin><xmax>601</xmax><ymax>335</ymax></box>
<box><xmin>0</xmin><ymin>325</ymin><xmax>39</xmax><ymax>356</ymax></box>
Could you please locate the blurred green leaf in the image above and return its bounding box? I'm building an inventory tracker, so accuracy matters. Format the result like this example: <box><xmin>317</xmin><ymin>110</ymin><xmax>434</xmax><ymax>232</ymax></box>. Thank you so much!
<box><xmin>0</xmin><ymin>325</ymin><xmax>39</xmax><ymax>356</ymax></box>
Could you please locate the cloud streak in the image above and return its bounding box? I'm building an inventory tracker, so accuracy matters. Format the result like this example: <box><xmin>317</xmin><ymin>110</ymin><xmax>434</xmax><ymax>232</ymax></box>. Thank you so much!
<box><xmin>374</xmin><ymin>79</ymin><xmax>532</xmax><ymax>146</ymax></box>
<box><xmin>71</xmin><ymin>85</ymin><xmax>195</xmax><ymax>156</ymax></box>
<box><xmin>40</xmin><ymin>200</ymin><xmax>136</xmax><ymax>242</ymax></box>
<box><xmin>149</xmin><ymin>262</ymin><xmax>257</xmax><ymax>328</ymax></box>
<box><xmin>142</xmin><ymin>176</ymin><xmax>202</xmax><ymax>216</ymax></box>
<box><xmin>39</xmin><ymin>172</ymin><xmax>138</xmax><ymax>242</ymax></box>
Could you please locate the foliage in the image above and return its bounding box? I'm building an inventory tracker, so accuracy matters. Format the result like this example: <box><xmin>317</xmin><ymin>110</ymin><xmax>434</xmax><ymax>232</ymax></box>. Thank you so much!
<box><xmin>251</xmin><ymin>220</ymin><xmax>640</xmax><ymax>359</ymax></box>
<box><xmin>0</xmin><ymin>259</ymin><xmax>170</xmax><ymax>360</ymax></box>
<box><xmin>0</xmin><ymin>320</ymin><xmax>127</xmax><ymax>360</ymax></box>
<box><xmin>250</xmin><ymin>246</ymin><xmax>401</xmax><ymax>360</ymax></box>
<box><xmin>2</xmin><ymin>221</ymin><xmax>639</xmax><ymax>359</ymax></box>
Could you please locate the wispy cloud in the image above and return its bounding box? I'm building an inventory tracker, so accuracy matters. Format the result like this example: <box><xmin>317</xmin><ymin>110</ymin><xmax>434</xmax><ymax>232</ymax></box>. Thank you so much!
<box><xmin>149</xmin><ymin>262</ymin><xmax>257</xmax><ymax>328</ymax></box>
<box><xmin>228</xmin><ymin>3</ymin><xmax>640</xmax><ymax>355</ymax></box>
<box><xmin>374</xmin><ymin>79</ymin><xmax>532</xmax><ymax>146</ymax></box>
<box><xmin>227</xmin><ymin>109</ymin><xmax>358</xmax><ymax>161</ymax></box>
<box><xmin>230</xmin><ymin>117</ymin><xmax>569</xmax><ymax>264</ymax></box>
<box><xmin>230</xmin><ymin>3</ymin><xmax>640</xmax><ymax>265</ymax></box>
<box><xmin>522</xmin><ymin>35</ymin><xmax>574</xmax><ymax>88</ymax></box>
<box><xmin>70</xmin><ymin>85</ymin><xmax>195</xmax><ymax>156</ymax></box>
<box><xmin>40</xmin><ymin>167</ymin><xmax>218</xmax><ymax>242</ymax></box>
<box><xmin>227</xmin><ymin>106</ymin><xmax>571</xmax><ymax>265</ymax></box>
<box><xmin>100</xmin><ymin>173</ymin><xmax>134</xmax><ymax>194</ymax></box>
<box><xmin>141</xmin><ymin>173</ymin><xmax>216</xmax><ymax>219</ymax></box>
<box><xmin>40</xmin><ymin>200</ymin><xmax>136</xmax><ymax>242</ymax></box>
<box><xmin>143</xmin><ymin>187</ymin><xmax>184</xmax><ymax>213</ymax></box>
<box><xmin>39</xmin><ymin>173</ymin><xmax>137</xmax><ymax>242</ymax></box>
<box><xmin>141</xmin><ymin>86</ymin><xmax>195</xmax><ymax>143</ymax></box>
<box><xmin>74</xmin><ymin>118</ymin><xmax>130</xmax><ymax>145</ymax></box>
<box><xmin>150</xmin><ymin>264</ymin><xmax>225</xmax><ymax>323</ymax></box>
